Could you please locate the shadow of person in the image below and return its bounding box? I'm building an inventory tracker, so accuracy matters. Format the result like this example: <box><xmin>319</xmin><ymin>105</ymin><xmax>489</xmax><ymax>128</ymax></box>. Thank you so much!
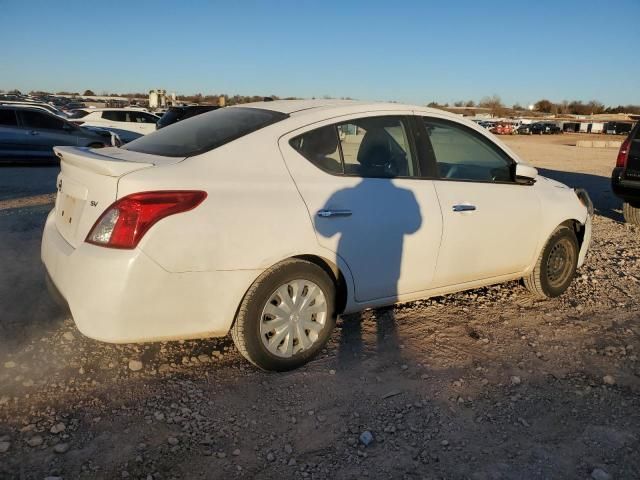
<box><xmin>316</xmin><ymin>173</ymin><xmax>421</xmax><ymax>365</ymax></box>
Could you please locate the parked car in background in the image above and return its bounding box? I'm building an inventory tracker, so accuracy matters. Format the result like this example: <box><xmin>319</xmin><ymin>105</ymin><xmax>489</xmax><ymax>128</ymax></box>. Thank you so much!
<box><xmin>517</xmin><ymin>124</ymin><xmax>532</xmax><ymax>135</ymax></box>
<box><xmin>611</xmin><ymin>122</ymin><xmax>640</xmax><ymax>225</ymax></box>
<box><xmin>70</xmin><ymin>108</ymin><xmax>159</xmax><ymax>143</ymax></box>
<box><xmin>67</xmin><ymin>108</ymin><xmax>92</xmax><ymax>119</ymax></box>
<box><xmin>0</xmin><ymin>106</ymin><xmax>118</xmax><ymax>161</ymax></box>
<box><xmin>530</xmin><ymin>123</ymin><xmax>561</xmax><ymax>135</ymax></box>
<box><xmin>61</xmin><ymin>102</ymin><xmax>86</xmax><ymax>113</ymax></box>
<box><xmin>490</xmin><ymin>123</ymin><xmax>514</xmax><ymax>135</ymax></box>
<box><xmin>156</xmin><ymin>105</ymin><xmax>221</xmax><ymax>129</ymax></box>
<box><xmin>0</xmin><ymin>100</ymin><xmax>68</xmax><ymax>118</ymax></box>
<box><xmin>42</xmin><ymin>100</ymin><xmax>593</xmax><ymax>371</ymax></box>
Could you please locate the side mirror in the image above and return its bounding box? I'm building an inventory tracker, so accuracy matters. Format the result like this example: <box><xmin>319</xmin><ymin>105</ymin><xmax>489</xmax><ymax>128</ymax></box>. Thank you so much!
<box><xmin>515</xmin><ymin>163</ymin><xmax>538</xmax><ymax>184</ymax></box>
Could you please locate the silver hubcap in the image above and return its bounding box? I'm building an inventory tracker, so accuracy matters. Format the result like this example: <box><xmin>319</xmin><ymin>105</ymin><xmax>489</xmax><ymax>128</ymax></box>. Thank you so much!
<box><xmin>260</xmin><ymin>279</ymin><xmax>327</xmax><ymax>358</ymax></box>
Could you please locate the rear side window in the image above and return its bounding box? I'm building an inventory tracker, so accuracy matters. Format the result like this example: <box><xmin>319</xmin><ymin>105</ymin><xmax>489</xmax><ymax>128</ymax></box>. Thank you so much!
<box><xmin>123</xmin><ymin>107</ymin><xmax>288</xmax><ymax>157</ymax></box>
<box><xmin>291</xmin><ymin>116</ymin><xmax>417</xmax><ymax>178</ymax></box>
<box><xmin>102</xmin><ymin>110</ymin><xmax>127</xmax><ymax>122</ymax></box>
<box><xmin>290</xmin><ymin>125</ymin><xmax>343</xmax><ymax>174</ymax></box>
<box><xmin>18</xmin><ymin>110</ymin><xmax>66</xmax><ymax>130</ymax></box>
<box><xmin>129</xmin><ymin>111</ymin><xmax>157</xmax><ymax>123</ymax></box>
<box><xmin>0</xmin><ymin>110</ymin><xmax>17</xmax><ymax>126</ymax></box>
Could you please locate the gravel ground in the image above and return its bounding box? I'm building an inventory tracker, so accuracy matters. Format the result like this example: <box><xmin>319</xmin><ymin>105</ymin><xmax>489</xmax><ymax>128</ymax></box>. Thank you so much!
<box><xmin>0</xmin><ymin>136</ymin><xmax>639</xmax><ymax>480</ymax></box>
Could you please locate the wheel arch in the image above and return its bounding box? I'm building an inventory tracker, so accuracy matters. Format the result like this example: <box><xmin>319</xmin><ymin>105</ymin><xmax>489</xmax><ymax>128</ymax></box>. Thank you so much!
<box><xmin>292</xmin><ymin>254</ymin><xmax>349</xmax><ymax>315</ymax></box>
<box><xmin>525</xmin><ymin>216</ymin><xmax>589</xmax><ymax>276</ymax></box>
<box><xmin>559</xmin><ymin>218</ymin><xmax>586</xmax><ymax>249</ymax></box>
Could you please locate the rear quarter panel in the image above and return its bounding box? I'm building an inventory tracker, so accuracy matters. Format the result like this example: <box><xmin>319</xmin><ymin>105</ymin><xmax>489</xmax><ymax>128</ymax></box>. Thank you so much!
<box><xmin>117</xmin><ymin>127</ymin><xmax>322</xmax><ymax>273</ymax></box>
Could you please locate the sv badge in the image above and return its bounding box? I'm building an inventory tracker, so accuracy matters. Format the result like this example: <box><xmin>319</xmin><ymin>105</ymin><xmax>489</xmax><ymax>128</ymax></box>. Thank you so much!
<box><xmin>90</xmin><ymin>201</ymin><xmax>98</xmax><ymax>207</ymax></box>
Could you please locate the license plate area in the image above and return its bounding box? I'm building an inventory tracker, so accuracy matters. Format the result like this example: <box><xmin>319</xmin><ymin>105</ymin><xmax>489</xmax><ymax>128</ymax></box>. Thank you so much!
<box><xmin>55</xmin><ymin>176</ymin><xmax>88</xmax><ymax>245</ymax></box>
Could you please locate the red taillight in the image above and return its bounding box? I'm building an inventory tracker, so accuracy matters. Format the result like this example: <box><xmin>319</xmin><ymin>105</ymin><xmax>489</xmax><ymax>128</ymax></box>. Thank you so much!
<box><xmin>616</xmin><ymin>138</ymin><xmax>630</xmax><ymax>168</ymax></box>
<box><xmin>86</xmin><ymin>191</ymin><xmax>207</xmax><ymax>249</ymax></box>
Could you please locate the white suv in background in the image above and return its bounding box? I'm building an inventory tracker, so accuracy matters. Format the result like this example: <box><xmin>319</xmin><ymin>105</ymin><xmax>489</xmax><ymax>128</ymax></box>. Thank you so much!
<box><xmin>71</xmin><ymin>108</ymin><xmax>159</xmax><ymax>142</ymax></box>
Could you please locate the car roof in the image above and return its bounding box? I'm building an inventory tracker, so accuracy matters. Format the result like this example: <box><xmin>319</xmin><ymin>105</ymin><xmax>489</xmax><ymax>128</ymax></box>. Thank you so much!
<box><xmin>234</xmin><ymin>99</ymin><xmax>459</xmax><ymax>119</ymax></box>
<box><xmin>0</xmin><ymin>104</ymin><xmax>58</xmax><ymax>114</ymax></box>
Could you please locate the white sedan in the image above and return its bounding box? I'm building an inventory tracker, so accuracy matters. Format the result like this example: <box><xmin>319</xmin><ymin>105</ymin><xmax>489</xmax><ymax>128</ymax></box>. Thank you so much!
<box><xmin>70</xmin><ymin>108</ymin><xmax>159</xmax><ymax>143</ymax></box>
<box><xmin>42</xmin><ymin>100</ymin><xmax>593</xmax><ymax>371</ymax></box>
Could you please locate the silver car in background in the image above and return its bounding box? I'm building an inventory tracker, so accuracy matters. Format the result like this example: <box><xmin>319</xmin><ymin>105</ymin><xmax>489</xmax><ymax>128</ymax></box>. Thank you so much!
<box><xmin>0</xmin><ymin>106</ymin><xmax>120</xmax><ymax>161</ymax></box>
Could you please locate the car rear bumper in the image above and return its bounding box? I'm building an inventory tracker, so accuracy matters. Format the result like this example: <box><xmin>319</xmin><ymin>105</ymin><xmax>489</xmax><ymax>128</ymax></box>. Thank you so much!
<box><xmin>612</xmin><ymin>167</ymin><xmax>640</xmax><ymax>204</ymax></box>
<box><xmin>41</xmin><ymin>210</ymin><xmax>259</xmax><ymax>343</ymax></box>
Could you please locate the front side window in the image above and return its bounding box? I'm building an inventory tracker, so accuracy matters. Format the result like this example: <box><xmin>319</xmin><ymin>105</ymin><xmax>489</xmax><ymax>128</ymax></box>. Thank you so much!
<box><xmin>423</xmin><ymin>118</ymin><xmax>513</xmax><ymax>182</ymax></box>
<box><xmin>291</xmin><ymin>116</ymin><xmax>416</xmax><ymax>178</ymax></box>
<box><xmin>123</xmin><ymin>107</ymin><xmax>288</xmax><ymax>157</ymax></box>
<box><xmin>18</xmin><ymin>110</ymin><xmax>65</xmax><ymax>130</ymax></box>
<box><xmin>0</xmin><ymin>110</ymin><xmax>17</xmax><ymax>126</ymax></box>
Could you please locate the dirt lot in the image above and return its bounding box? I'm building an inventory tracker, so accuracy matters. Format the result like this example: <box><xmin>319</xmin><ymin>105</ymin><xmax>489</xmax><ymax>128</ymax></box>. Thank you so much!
<box><xmin>1</xmin><ymin>135</ymin><xmax>639</xmax><ymax>480</ymax></box>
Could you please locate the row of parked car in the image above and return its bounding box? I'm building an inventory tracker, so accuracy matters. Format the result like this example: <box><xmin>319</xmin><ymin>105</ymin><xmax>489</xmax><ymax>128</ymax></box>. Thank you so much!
<box><xmin>474</xmin><ymin>120</ymin><xmax>562</xmax><ymax>136</ymax></box>
<box><xmin>0</xmin><ymin>101</ymin><xmax>220</xmax><ymax>161</ymax></box>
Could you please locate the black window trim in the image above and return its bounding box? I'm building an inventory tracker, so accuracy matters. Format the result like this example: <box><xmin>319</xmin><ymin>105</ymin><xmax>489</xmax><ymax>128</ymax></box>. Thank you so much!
<box><xmin>415</xmin><ymin>115</ymin><xmax>530</xmax><ymax>186</ymax></box>
<box><xmin>289</xmin><ymin>114</ymin><xmax>422</xmax><ymax>180</ymax></box>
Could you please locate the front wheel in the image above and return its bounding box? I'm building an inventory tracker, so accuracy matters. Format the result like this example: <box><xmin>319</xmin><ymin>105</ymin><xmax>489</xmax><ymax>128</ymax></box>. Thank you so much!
<box><xmin>623</xmin><ymin>202</ymin><xmax>640</xmax><ymax>225</ymax></box>
<box><xmin>230</xmin><ymin>259</ymin><xmax>336</xmax><ymax>371</ymax></box>
<box><xmin>523</xmin><ymin>226</ymin><xmax>579</xmax><ymax>298</ymax></box>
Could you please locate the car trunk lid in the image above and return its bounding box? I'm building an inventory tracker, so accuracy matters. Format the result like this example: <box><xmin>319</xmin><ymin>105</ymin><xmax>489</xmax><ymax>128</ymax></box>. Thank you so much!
<box><xmin>52</xmin><ymin>146</ymin><xmax>184</xmax><ymax>248</ymax></box>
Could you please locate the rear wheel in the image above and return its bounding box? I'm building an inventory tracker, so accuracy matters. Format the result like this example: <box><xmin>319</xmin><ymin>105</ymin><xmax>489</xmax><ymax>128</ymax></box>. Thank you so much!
<box><xmin>230</xmin><ymin>259</ymin><xmax>336</xmax><ymax>371</ymax></box>
<box><xmin>623</xmin><ymin>202</ymin><xmax>640</xmax><ymax>225</ymax></box>
<box><xmin>523</xmin><ymin>226</ymin><xmax>579</xmax><ymax>298</ymax></box>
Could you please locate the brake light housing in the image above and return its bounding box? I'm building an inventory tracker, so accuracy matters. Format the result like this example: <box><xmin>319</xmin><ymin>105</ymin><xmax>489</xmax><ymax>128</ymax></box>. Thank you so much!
<box><xmin>86</xmin><ymin>191</ymin><xmax>207</xmax><ymax>249</ymax></box>
<box><xmin>616</xmin><ymin>138</ymin><xmax>630</xmax><ymax>168</ymax></box>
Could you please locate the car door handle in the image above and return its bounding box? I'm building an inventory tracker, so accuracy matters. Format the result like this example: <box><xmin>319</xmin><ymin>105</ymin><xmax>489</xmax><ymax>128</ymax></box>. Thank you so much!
<box><xmin>317</xmin><ymin>209</ymin><xmax>352</xmax><ymax>218</ymax></box>
<box><xmin>452</xmin><ymin>204</ymin><xmax>476</xmax><ymax>212</ymax></box>
<box><xmin>29</xmin><ymin>130</ymin><xmax>39</xmax><ymax>135</ymax></box>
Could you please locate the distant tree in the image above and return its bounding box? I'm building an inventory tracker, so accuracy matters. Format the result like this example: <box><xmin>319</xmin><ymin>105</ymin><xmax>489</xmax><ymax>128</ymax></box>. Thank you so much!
<box><xmin>427</xmin><ymin>101</ymin><xmax>441</xmax><ymax>108</ymax></box>
<box><xmin>512</xmin><ymin>103</ymin><xmax>524</xmax><ymax>111</ymax></box>
<box><xmin>465</xmin><ymin>100</ymin><xmax>475</xmax><ymax>107</ymax></box>
<box><xmin>586</xmin><ymin>100</ymin><xmax>605</xmax><ymax>114</ymax></box>
<box><xmin>479</xmin><ymin>95</ymin><xmax>504</xmax><ymax>117</ymax></box>
<box><xmin>534</xmin><ymin>99</ymin><xmax>555</xmax><ymax>113</ymax></box>
<box><xmin>83</xmin><ymin>89</ymin><xmax>95</xmax><ymax>96</ymax></box>
<box><xmin>453</xmin><ymin>101</ymin><xmax>464</xmax><ymax>107</ymax></box>
<box><xmin>568</xmin><ymin>101</ymin><xmax>589</xmax><ymax>115</ymax></box>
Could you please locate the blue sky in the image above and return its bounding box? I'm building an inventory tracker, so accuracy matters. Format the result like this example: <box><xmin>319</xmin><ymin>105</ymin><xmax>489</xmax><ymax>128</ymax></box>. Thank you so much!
<box><xmin>1</xmin><ymin>0</ymin><xmax>638</xmax><ymax>106</ymax></box>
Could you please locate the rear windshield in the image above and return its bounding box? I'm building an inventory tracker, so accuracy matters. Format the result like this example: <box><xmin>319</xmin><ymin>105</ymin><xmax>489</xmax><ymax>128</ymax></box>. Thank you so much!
<box><xmin>124</xmin><ymin>107</ymin><xmax>287</xmax><ymax>157</ymax></box>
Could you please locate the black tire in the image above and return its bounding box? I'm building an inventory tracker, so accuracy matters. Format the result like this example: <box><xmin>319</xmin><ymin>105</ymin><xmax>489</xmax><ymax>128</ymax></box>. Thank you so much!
<box><xmin>523</xmin><ymin>226</ymin><xmax>579</xmax><ymax>298</ymax></box>
<box><xmin>230</xmin><ymin>259</ymin><xmax>336</xmax><ymax>371</ymax></box>
<box><xmin>623</xmin><ymin>202</ymin><xmax>640</xmax><ymax>225</ymax></box>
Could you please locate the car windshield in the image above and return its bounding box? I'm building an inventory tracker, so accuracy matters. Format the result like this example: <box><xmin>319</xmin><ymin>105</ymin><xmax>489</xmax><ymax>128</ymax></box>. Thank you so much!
<box><xmin>123</xmin><ymin>107</ymin><xmax>288</xmax><ymax>157</ymax></box>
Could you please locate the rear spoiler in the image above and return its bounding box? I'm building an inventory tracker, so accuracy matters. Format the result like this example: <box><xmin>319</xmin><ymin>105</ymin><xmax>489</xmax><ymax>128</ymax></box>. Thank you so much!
<box><xmin>54</xmin><ymin>146</ymin><xmax>154</xmax><ymax>177</ymax></box>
